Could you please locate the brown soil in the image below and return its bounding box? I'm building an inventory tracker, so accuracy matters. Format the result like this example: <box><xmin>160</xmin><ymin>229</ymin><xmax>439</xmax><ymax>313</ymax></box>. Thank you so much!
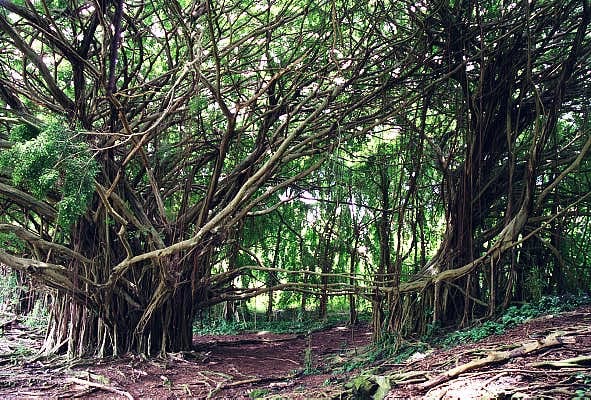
<box><xmin>0</xmin><ymin>323</ymin><xmax>372</xmax><ymax>399</ymax></box>
<box><xmin>385</xmin><ymin>306</ymin><xmax>591</xmax><ymax>400</ymax></box>
<box><xmin>0</xmin><ymin>307</ymin><xmax>590</xmax><ymax>399</ymax></box>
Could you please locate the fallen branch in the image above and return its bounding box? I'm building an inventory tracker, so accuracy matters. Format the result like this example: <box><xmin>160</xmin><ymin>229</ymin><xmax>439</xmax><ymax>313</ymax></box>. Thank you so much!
<box><xmin>418</xmin><ymin>332</ymin><xmax>564</xmax><ymax>390</ymax></box>
<box><xmin>67</xmin><ymin>377</ymin><xmax>134</xmax><ymax>400</ymax></box>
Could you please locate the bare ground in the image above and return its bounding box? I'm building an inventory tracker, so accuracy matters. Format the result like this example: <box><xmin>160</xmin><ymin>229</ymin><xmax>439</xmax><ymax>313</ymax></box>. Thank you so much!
<box><xmin>0</xmin><ymin>307</ymin><xmax>590</xmax><ymax>399</ymax></box>
<box><xmin>0</xmin><ymin>322</ymin><xmax>372</xmax><ymax>399</ymax></box>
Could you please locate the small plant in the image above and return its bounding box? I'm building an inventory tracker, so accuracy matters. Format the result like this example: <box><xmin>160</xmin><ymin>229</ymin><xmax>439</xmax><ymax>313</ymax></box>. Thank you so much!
<box><xmin>193</xmin><ymin>311</ymin><xmax>352</xmax><ymax>336</ymax></box>
<box><xmin>392</xmin><ymin>342</ymin><xmax>429</xmax><ymax>363</ymax></box>
<box><xmin>573</xmin><ymin>373</ymin><xmax>591</xmax><ymax>399</ymax></box>
<box><xmin>14</xmin><ymin>345</ymin><xmax>32</xmax><ymax>357</ymax></box>
<box><xmin>322</xmin><ymin>377</ymin><xmax>335</xmax><ymax>386</ymax></box>
<box><xmin>160</xmin><ymin>375</ymin><xmax>172</xmax><ymax>390</ymax></box>
<box><xmin>10</xmin><ymin>345</ymin><xmax>33</xmax><ymax>364</ymax></box>
<box><xmin>573</xmin><ymin>389</ymin><xmax>591</xmax><ymax>400</ymax></box>
<box><xmin>248</xmin><ymin>388</ymin><xmax>269</xmax><ymax>399</ymax></box>
<box><xmin>432</xmin><ymin>294</ymin><xmax>591</xmax><ymax>348</ymax></box>
<box><xmin>441</xmin><ymin>320</ymin><xmax>506</xmax><ymax>347</ymax></box>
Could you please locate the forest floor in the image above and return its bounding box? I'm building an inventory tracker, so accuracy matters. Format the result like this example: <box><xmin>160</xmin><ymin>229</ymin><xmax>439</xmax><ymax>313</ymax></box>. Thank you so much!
<box><xmin>0</xmin><ymin>306</ymin><xmax>590</xmax><ymax>399</ymax></box>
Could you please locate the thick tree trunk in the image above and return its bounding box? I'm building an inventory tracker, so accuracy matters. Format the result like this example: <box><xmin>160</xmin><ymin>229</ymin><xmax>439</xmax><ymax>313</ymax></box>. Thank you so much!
<box><xmin>42</xmin><ymin>276</ymin><xmax>195</xmax><ymax>357</ymax></box>
<box><xmin>224</xmin><ymin>223</ymin><xmax>243</xmax><ymax>322</ymax></box>
<box><xmin>33</xmin><ymin>208</ymin><xmax>204</xmax><ymax>357</ymax></box>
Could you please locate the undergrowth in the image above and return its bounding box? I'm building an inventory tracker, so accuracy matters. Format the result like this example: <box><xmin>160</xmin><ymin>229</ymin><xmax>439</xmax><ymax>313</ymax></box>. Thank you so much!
<box><xmin>340</xmin><ymin>336</ymin><xmax>428</xmax><ymax>373</ymax></box>
<box><xmin>193</xmin><ymin>312</ymin><xmax>364</xmax><ymax>335</ymax></box>
<box><xmin>342</xmin><ymin>294</ymin><xmax>590</xmax><ymax>372</ymax></box>
<box><xmin>429</xmin><ymin>294</ymin><xmax>591</xmax><ymax>348</ymax></box>
<box><xmin>23</xmin><ymin>300</ymin><xmax>49</xmax><ymax>330</ymax></box>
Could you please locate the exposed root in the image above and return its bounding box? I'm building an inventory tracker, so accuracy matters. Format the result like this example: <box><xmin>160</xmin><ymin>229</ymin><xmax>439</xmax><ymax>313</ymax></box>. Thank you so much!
<box><xmin>67</xmin><ymin>377</ymin><xmax>134</xmax><ymax>400</ymax></box>
<box><xmin>531</xmin><ymin>355</ymin><xmax>591</xmax><ymax>368</ymax></box>
<box><xmin>418</xmin><ymin>331</ymin><xmax>564</xmax><ymax>390</ymax></box>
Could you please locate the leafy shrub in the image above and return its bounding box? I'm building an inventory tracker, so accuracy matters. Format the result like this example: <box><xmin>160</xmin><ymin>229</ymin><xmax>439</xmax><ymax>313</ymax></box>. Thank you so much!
<box><xmin>9</xmin><ymin>123</ymin><xmax>40</xmax><ymax>143</ymax></box>
<box><xmin>0</xmin><ymin>232</ymin><xmax>25</xmax><ymax>255</ymax></box>
<box><xmin>501</xmin><ymin>304</ymin><xmax>538</xmax><ymax>326</ymax></box>
<box><xmin>441</xmin><ymin>320</ymin><xmax>505</xmax><ymax>347</ymax></box>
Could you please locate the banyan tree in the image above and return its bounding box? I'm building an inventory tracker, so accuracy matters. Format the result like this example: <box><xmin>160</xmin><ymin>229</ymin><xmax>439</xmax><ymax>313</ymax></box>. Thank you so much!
<box><xmin>0</xmin><ymin>0</ymin><xmax>590</xmax><ymax>357</ymax></box>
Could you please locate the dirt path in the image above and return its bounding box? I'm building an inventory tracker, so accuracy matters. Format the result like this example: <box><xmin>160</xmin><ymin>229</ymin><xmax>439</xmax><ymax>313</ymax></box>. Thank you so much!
<box><xmin>0</xmin><ymin>308</ymin><xmax>590</xmax><ymax>399</ymax></box>
<box><xmin>0</xmin><ymin>324</ymin><xmax>372</xmax><ymax>399</ymax></box>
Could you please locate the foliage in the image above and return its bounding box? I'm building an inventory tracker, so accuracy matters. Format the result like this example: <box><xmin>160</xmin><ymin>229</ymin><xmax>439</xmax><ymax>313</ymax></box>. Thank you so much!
<box><xmin>8</xmin><ymin>124</ymin><xmax>39</xmax><ymax>143</ymax></box>
<box><xmin>340</xmin><ymin>337</ymin><xmax>428</xmax><ymax>373</ymax></box>
<box><xmin>433</xmin><ymin>295</ymin><xmax>591</xmax><ymax>347</ymax></box>
<box><xmin>248</xmin><ymin>388</ymin><xmax>270</xmax><ymax>399</ymax></box>
<box><xmin>573</xmin><ymin>389</ymin><xmax>591</xmax><ymax>400</ymax></box>
<box><xmin>0</xmin><ymin>123</ymin><xmax>98</xmax><ymax>227</ymax></box>
<box><xmin>439</xmin><ymin>320</ymin><xmax>506</xmax><ymax>347</ymax></box>
<box><xmin>303</xmin><ymin>337</ymin><xmax>315</xmax><ymax>375</ymax></box>
<box><xmin>347</xmin><ymin>375</ymin><xmax>379</xmax><ymax>399</ymax></box>
<box><xmin>0</xmin><ymin>233</ymin><xmax>26</xmax><ymax>254</ymax></box>
<box><xmin>193</xmin><ymin>312</ymin><xmax>353</xmax><ymax>336</ymax></box>
<box><xmin>573</xmin><ymin>373</ymin><xmax>591</xmax><ymax>400</ymax></box>
<box><xmin>23</xmin><ymin>300</ymin><xmax>49</xmax><ymax>330</ymax></box>
<box><xmin>0</xmin><ymin>270</ymin><xmax>20</xmax><ymax>312</ymax></box>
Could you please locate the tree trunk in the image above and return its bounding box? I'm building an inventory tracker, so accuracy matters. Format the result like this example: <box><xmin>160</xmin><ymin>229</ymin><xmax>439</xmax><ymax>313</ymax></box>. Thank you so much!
<box><xmin>373</xmin><ymin>158</ymin><xmax>391</xmax><ymax>340</ymax></box>
<box><xmin>42</xmin><ymin>273</ymin><xmax>196</xmax><ymax>357</ymax></box>
<box><xmin>318</xmin><ymin>205</ymin><xmax>338</xmax><ymax>321</ymax></box>
<box><xmin>348</xmin><ymin>226</ymin><xmax>359</xmax><ymax>326</ymax></box>
<box><xmin>266</xmin><ymin>226</ymin><xmax>282</xmax><ymax>321</ymax></box>
<box><xmin>225</xmin><ymin>223</ymin><xmax>243</xmax><ymax>322</ymax></box>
